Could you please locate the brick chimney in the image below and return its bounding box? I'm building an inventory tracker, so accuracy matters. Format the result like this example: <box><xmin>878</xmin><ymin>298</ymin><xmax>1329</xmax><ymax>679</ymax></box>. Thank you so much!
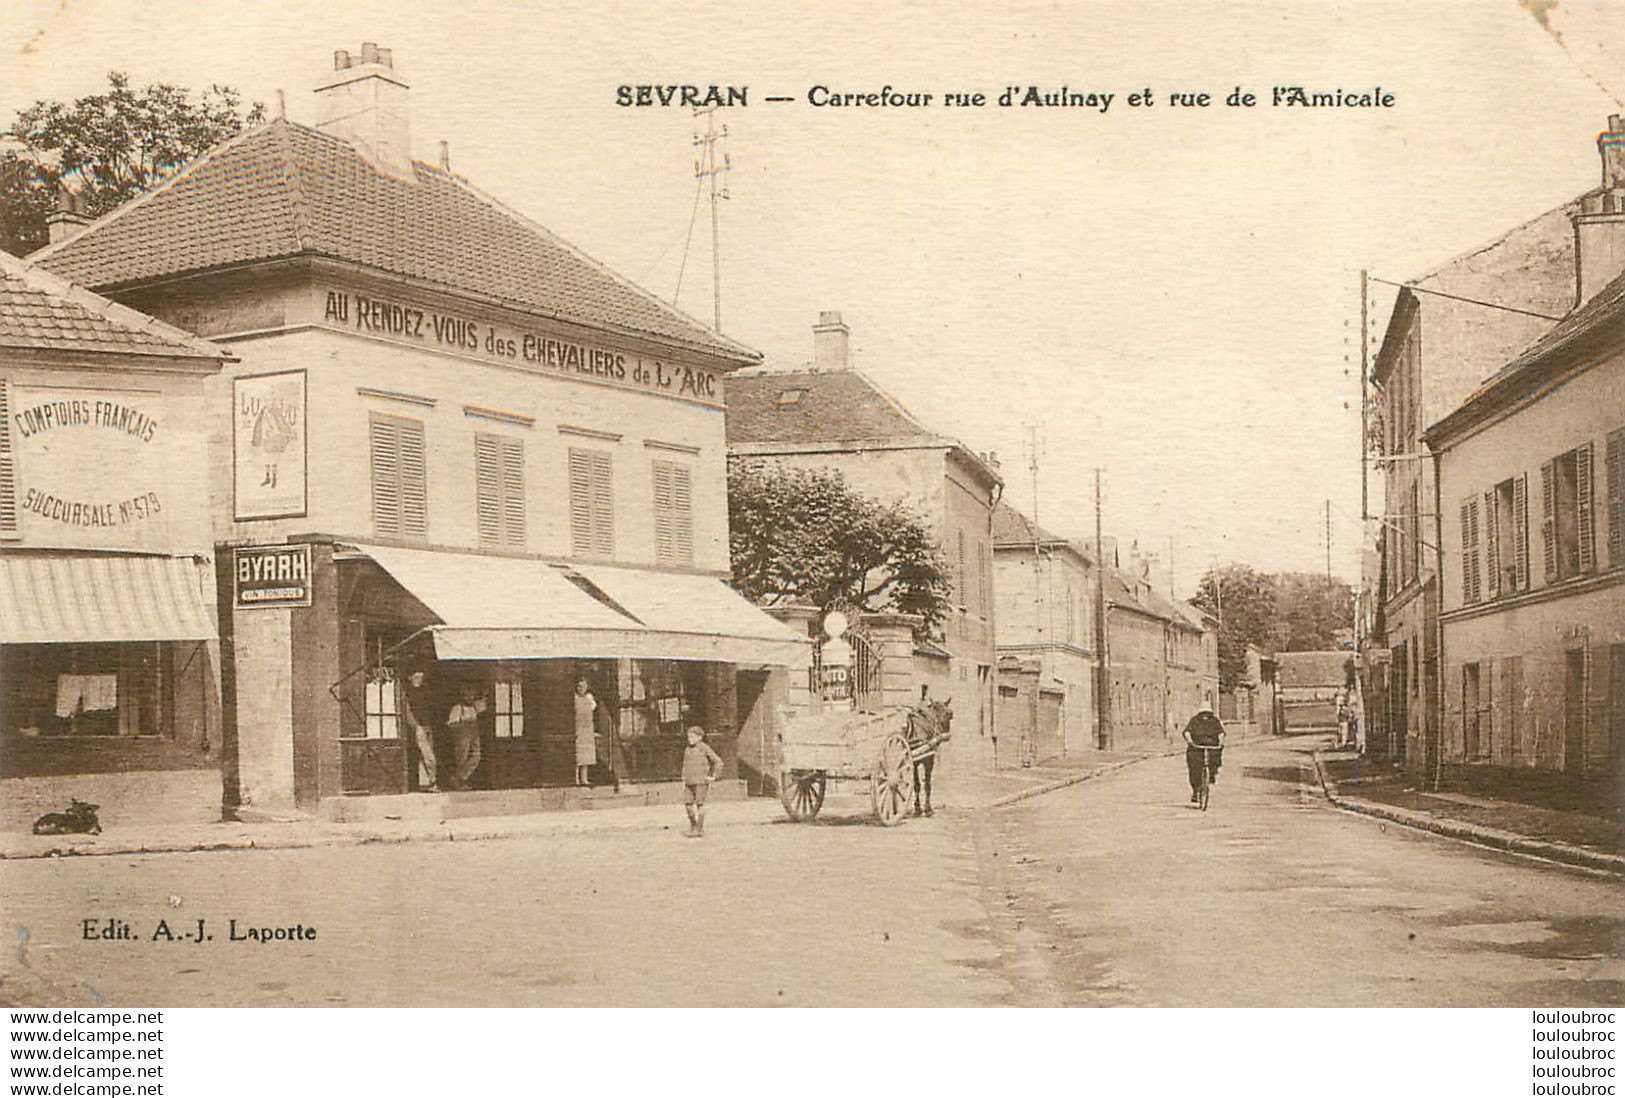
<box><xmin>45</xmin><ymin>187</ymin><xmax>90</xmax><ymax>245</ymax></box>
<box><xmin>812</xmin><ymin>310</ymin><xmax>850</xmax><ymax>370</ymax></box>
<box><xmin>313</xmin><ymin>42</ymin><xmax>413</xmax><ymax>178</ymax></box>
<box><xmin>1574</xmin><ymin>114</ymin><xmax>1625</xmax><ymax>306</ymax></box>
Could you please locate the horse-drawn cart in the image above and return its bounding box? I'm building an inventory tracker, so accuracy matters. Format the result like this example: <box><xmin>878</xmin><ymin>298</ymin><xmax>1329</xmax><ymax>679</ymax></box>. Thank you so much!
<box><xmin>778</xmin><ymin>708</ymin><xmax>916</xmax><ymax>826</ymax></box>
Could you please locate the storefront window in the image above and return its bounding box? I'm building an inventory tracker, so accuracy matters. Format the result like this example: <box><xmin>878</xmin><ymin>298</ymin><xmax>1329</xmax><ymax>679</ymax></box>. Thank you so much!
<box><xmin>363</xmin><ymin>666</ymin><xmax>400</xmax><ymax>739</ymax></box>
<box><xmin>493</xmin><ymin>677</ymin><xmax>523</xmax><ymax>738</ymax></box>
<box><xmin>614</xmin><ymin>659</ymin><xmax>708</xmax><ymax>781</ymax></box>
<box><xmin>1</xmin><ymin>643</ymin><xmax>159</xmax><ymax>737</ymax></box>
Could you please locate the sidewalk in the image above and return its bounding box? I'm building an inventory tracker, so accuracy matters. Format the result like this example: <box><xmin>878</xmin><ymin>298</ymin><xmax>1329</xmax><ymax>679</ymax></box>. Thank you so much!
<box><xmin>1313</xmin><ymin>748</ymin><xmax>1625</xmax><ymax>875</ymax></box>
<box><xmin>0</xmin><ymin>797</ymin><xmax>785</xmax><ymax>862</ymax></box>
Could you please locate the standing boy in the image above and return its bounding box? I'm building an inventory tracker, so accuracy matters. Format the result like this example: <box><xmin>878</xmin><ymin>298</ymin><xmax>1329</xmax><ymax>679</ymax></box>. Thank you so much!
<box><xmin>681</xmin><ymin>725</ymin><xmax>723</xmax><ymax>837</ymax></box>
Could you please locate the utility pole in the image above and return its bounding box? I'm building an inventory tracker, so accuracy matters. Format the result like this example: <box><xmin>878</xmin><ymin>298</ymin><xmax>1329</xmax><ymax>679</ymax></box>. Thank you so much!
<box><xmin>1326</xmin><ymin>498</ymin><xmax>1333</xmax><ymax>580</ymax></box>
<box><xmin>692</xmin><ymin>106</ymin><xmax>732</xmax><ymax>333</ymax></box>
<box><xmin>1025</xmin><ymin>423</ymin><xmax>1045</xmax><ymax>637</ymax></box>
<box><xmin>1094</xmin><ymin>468</ymin><xmax>1112</xmax><ymax>750</ymax></box>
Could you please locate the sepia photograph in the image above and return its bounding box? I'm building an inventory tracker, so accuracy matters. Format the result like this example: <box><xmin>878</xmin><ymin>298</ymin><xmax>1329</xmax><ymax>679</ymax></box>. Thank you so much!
<box><xmin>0</xmin><ymin>1</ymin><xmax>1621</xmax><ymax>1082</ymax></box>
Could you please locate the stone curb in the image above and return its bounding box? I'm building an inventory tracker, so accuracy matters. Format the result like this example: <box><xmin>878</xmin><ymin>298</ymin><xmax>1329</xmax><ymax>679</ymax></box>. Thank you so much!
<box><xmin>1309</xmin><ymin>752</ymin><xmax>1625</xmax><ymax>876</ymax></box>
<box><xmin>985</xmin><ymin>749</ymin><xmax>1175</xmax><ymax>810</ymax></box>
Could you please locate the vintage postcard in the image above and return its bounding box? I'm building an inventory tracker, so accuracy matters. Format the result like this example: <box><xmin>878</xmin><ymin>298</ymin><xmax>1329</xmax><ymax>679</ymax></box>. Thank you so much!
<box><xmin>0</xmin><ymin>2</ymin><xmax>1621</xmax><ymax>1051</ymax></box>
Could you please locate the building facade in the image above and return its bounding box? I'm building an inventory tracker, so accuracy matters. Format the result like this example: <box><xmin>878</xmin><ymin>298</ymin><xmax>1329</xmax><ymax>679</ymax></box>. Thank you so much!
<box><xmin>1364</xmin><ymin>129</ymin><xmax>1614</xmax><ymax>777</ymax></box>
<box><xmin>1366</xmin><ymin>113</ymin><xmax>1625</xmax><ymax>784</ymax></box>
<box><xmin>36</xmin><ymin>44</ymin><xmax>804</xmax><ymax>817</ymax></box>
<box><xmin>0</xmin><ymin>252</ymin><xmax>231</xmax><ymax>830</ymax></box>
<box><xmin>725</xmin><ymin>312</ymin><xmax>1003</xmax><ymax>769</ymax></box>
<box><xmin>991</xmin><ymin>501</ymin><xmax>1097</xmax><ymax>762</ymax></box>
<box><xmin>1428</xmin><ymin>260</ymin><xmax>1625</xmax><ymax>805</ymax></box>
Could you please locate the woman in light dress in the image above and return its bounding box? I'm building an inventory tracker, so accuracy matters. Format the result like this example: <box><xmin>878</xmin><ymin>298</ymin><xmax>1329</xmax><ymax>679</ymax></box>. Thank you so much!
<box><xmin>574</xmin><ymin>678</ymin><xmax>597</xmax><ymax>786</ymax></box>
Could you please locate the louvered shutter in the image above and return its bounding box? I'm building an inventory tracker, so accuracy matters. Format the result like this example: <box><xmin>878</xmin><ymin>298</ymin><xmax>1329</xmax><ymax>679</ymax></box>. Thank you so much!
<box><xmin>652</xmin><ymin>461</ymin><xmax>675</xmax><ymax>563</ymax></box>
<box><xmin>591</xmin><ymin>451</ymin><xmax>613</xmax><ymax>557</ymax></box>
<box><xmin>371</xmin><ymin>416</ymin><xmax>402</xmax><ymax>537</ymax></box>
<box><xmin>568</xmin><ymin>448</ymin><xmax>594</xmax><ymax>555</ymax></box>
<box><xmin>1484</xmin><ymin>490</ymin><xmax>1500</xmax><ymax>599</ymax></box>
<box><xmin>1513</xmin><ymin>474</ymin><xmax>1529</xmax><ymax>590</ymax></box>
<box><xmin>1469</xmin><ymin>500</ymin><xmax>1482</xmax><ymax>604</ymax></box>
<box><xmin>475</xmin><ymin>434</ymin><xmax>501</xmax><ymax>546</ymax></box>
<box><xmin>957</xmin><ymin>529</ymin><xmax>967</xmax><ymax>607</ymax></box>
<box><xmin>0</xmin><ymin>379</ymin><xmax>16</xmax><ymax>539</ymax></box>
<box><xmin>500</xmin><ymin>437</ymin><xmax>524</xmax><ymax>547</ymax></box>
<box><xmin>1608</xmin><ymin>427</ymin><xmax>1625</xmax><ymax>569</ymax></box>
<box><xmin>1576</xmin><ymin>441</ymin><xmax>1595</xmax><ymax>573</ymax></box>
<box><xmin>399</xmin><ymin>418</ymin><xmax>427</xmax><ymax>538</ymax></box>
<box><xmin>671</xmin><ymin>462</ymin><xmax>693</xmax><ymax>563</ymax></box>
<box><xmin>1541</xmin><ymin>459</ymin><xmax>1557</xmax><ymax>582</ymax></box>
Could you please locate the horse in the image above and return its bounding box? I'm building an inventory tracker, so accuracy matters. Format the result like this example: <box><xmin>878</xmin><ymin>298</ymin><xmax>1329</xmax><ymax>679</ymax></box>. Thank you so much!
<box><xmin>905</xmin><ymin>699</ymin><xmax>953</xmax><ymax>816</ymax></box>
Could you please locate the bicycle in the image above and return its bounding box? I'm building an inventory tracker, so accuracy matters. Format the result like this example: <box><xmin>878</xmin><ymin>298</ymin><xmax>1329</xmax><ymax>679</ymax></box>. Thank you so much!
<box><xmin>1192</xmin><ymin>744</ymin><xmax>1221</xmax><ymax>811</ymax></box>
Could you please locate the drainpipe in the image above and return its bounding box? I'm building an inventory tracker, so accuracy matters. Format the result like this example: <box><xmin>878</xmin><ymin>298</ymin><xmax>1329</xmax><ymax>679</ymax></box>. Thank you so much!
<box><xmin>1429</xmin><ymin>441</ymin><xmax>1446</xmax><ymax>793</ymax></box>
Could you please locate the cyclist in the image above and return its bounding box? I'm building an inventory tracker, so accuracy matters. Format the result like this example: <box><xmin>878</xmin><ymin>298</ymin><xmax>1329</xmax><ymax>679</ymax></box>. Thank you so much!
<box><xmin>1182</xmin><ymin>703</ymin><xmax>1226</xmax><ymax>804</ymax></box>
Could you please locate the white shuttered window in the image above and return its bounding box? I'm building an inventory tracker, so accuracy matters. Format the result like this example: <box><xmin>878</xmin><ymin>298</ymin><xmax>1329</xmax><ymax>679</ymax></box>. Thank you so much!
<box><xmin>652</xmin><ymin>460</ymin><xmax>694</xmax><ymax>565</ymax></box>
<box><xmin>370</xmin><ymin>413</ymin><xmax>428</xmax><ymax>539</ymax></box>
<box><xmin>568</xmin><ymin>447</ymin><xmax>614</xmax><ymax>557</ymax></box>
<box><xmin>475</xmin><ymin>434</ymin><xmax>526</xmax><ymax>548</ymax></box>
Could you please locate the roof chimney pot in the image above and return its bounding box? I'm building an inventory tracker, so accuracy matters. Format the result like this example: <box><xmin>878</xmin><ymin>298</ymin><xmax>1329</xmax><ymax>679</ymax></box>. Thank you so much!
<box><xmin>1574</xmin><ymin>114</ymin><xmax>1625</xmax><ymax>305</ymax></box>
<box><xmin>313</xmin><ymin>43</ymin><xmax>414</xmax><ymax>179</ymax></box>
<box><xmin>438</xmin><ymin>140</ymin><xmax>451</xmax><ymax>170</ymax></box>
<box><xmin>812</xmin><ymin>310</ymin><xmax>850</xmax><ymax>371</ymax></box>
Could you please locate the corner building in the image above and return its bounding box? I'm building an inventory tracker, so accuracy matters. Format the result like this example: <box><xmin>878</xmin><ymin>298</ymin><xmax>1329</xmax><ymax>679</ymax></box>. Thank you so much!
<box><xmin>38</xmin><ymin>45</ymin><xmax>803</xmax><ymax>816</ymax></box>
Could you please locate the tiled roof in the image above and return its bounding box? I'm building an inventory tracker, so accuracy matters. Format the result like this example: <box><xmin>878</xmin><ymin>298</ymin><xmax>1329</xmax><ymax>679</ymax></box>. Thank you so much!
<box><xmin>35</xmin><ymin>121</ymin><xmax>755</xmax><ymax>362</ymax></box>
<box><xmin>991</xmin><ymin>501</ymin><xmax>1068</xmax><ymax>547</ymax></box>
<box><xmin>725</xmin><ymin>368</ymin><xmax>943</xmax><ymax>445</ymax></box>
<box><xmin>0</xmin><ymin>250</ymin><xmax>227</xmax><ymax>361</ymax></box>
<box><xmin>1276</xmin><ymin>650</ymin><xmax>1353</xmax><ymax>688</ymax></box>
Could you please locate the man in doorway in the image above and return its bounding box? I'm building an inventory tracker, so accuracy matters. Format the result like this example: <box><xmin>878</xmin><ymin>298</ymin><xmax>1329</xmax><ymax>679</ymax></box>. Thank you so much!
<box><xmin>400</xmin><ymin>664</ymin><xmax>439</xmax><ymax>792</ymax></box>
<box><xmin>445</xmin><ymin>685</ymin><xmax>487</xmax><ymax>791</ymax></box>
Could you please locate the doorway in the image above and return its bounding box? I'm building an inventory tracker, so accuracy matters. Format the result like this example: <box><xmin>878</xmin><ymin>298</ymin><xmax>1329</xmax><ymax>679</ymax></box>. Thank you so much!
<box><xmin>1564</xmin><ymin>648</ymin><xmax>1587</xmax><ymax>777</ymax></box>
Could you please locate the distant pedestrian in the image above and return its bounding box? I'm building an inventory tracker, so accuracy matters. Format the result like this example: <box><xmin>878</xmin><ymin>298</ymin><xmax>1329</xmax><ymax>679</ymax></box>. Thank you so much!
<box><xmin>681</xmin><ymin>725</ymin><xmax>723</xmax><ymax>837</ymax></box>
<box><xmin>445</xmin><ymin>685</ymin><xmax>486</xmax><ymax>790</ymax></box>
<box><xmin>1335</xmin><ymin>690</ymin><xmax>1352</xmax><ymax>749</ymax></box>
<box><xmin>573</xmin><ymin>678</ymin><xmax>598</xmax><ymax>786</ymax></box>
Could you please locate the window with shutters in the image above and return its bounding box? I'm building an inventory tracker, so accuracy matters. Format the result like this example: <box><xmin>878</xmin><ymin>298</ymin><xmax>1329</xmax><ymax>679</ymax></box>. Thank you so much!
<box><xmin>568</xmin><ymin>447</ymin><xmax>614</xmax><ymax>558</ymax></box>
<box><xmin>977</xmin><ymin>540</ymin><xmax>989</xmax><ymax>618</ymax></box>
<box><xmin>0</xmin><ymin>378</ymin><xmax>16</xmax><ymax>539</ymax></box>
<box><xmin>369</xmin><ymin>413</ymin><xmax>428</xmax><ymax>540</ymax></box>
<box><xmin>1487</xmin><ymin>476</ymin><xmax>1527</xmax><ymax>597</ymax></box>
<box><xmin>956</xmin><ymin>529</ymin><xmax>968</xmax><ymax>609</ymax></box>
<box><xmin>1607</xmin><ymin>426</ymin><xmax>1624</xmax><ymax>570</ymax></box>
<box><xmin>1459</xmin><ymin>495</ymin><xmax>1481</xmax><ymax>605</ymax></box>
<box><xmin>474</xmin><ymin>433</ymin><xmax>525</xmax><ymax>548</ymax></box>
<box><xmin>652</xmin><ymin>459</ymin><xmax>694</xmax><ymax>565</ymax></box>
<box><xmin>1542</xmin><ymin>443</ymin><xmax>1595</xmax><ymax>583</ymax></box>
<box><xmin>1500</xmin><ymin>655</ymin><xmax>1522</xmax><ymax>762</ymax></box>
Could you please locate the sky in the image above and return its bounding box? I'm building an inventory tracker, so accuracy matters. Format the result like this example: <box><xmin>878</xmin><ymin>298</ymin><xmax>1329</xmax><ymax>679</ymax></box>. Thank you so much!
<box><xmin>5</xmin><ymin>0</ymin><xmax>1623</xmax><ymax>592</ymax></box>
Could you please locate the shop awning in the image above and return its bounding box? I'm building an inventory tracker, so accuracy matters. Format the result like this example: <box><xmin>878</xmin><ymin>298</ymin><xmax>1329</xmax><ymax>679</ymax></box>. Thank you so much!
<box><xmin>0</xmin><ymin>552</ymin><xmax>216</xmax><ymax>644</ymax></box>
<box><xmin>360</xmin><ymin>545</ymin><xmax>807</xmax><ymax>666</ymax></box>
<box><xmin>571</xmin><ymin>564</ymin><xmax>811</xmax><ymax>666</ymax></box>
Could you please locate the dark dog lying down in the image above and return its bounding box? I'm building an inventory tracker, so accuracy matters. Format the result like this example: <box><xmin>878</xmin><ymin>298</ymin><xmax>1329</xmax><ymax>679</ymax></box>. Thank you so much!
<box><xmin>32</xmin><ymin>799</ymin><xmax>101</xmax><ymax>835</ymax></box>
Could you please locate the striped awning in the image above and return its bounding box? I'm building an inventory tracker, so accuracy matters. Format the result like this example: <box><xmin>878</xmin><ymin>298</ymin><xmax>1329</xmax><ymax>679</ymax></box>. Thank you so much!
<box><xmin>0</xmin><ymin>552</ymin><xmax>216</xmax><ymax>644</ymax></box>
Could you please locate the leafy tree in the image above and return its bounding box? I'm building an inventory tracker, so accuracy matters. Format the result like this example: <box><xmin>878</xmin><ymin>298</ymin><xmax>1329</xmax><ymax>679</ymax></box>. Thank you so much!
<box><xmin>1272</xmin><ymin>572</ymin><xmax>1356</xmax><ymax>652</ymax></box>
<box><xmin>2</xmin><ymin>72</ymin><xmax>264</xmax><ymax>256</ymax></box>
<box><xmin>1190</xmin><ymin>564</ymin><xmax>1276</xmax><ymax>690</ymax></box>
<box><xmin>727</xmin><ymin>459</ymin><xmax>952</xmax><ymax>636</ymax></box>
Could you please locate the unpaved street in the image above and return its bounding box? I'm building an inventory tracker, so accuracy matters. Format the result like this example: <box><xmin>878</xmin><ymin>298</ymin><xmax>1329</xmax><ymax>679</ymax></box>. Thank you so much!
<box><xmin>3</xmin><ymin>738</ymin><xmax>1620</xmax><ymax>1006</ymax></box>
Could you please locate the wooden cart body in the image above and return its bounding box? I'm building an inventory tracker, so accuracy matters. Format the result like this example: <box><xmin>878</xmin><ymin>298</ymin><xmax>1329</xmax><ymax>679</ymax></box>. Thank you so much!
<box><xmin>778</xmin><ymin>707</ymin><xmax>917</xmax><ymax>826</ymax></box>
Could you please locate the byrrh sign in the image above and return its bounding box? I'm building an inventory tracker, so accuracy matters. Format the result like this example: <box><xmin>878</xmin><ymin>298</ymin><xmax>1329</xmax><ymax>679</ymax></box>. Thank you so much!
<box><xmin>234</xmin><ymin>544</ymin><xmax>313</xmax><ymax>609</ymax></box>
<box><xmin>319</xmin><ymin>287</ymin><xmax>723</xmax><ymax>405</ymax></box>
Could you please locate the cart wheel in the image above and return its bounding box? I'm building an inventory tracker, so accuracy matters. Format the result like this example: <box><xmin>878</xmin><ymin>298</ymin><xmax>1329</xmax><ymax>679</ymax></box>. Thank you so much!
<box><xmin>780</xmin><ymin>770</ymin><xmax>827</xmax><ymax>822</ymax></box>
<box><xmin>871</xmin><ymin>731</ymin><xmax>915</xmax><ymax>827</ymax></box>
